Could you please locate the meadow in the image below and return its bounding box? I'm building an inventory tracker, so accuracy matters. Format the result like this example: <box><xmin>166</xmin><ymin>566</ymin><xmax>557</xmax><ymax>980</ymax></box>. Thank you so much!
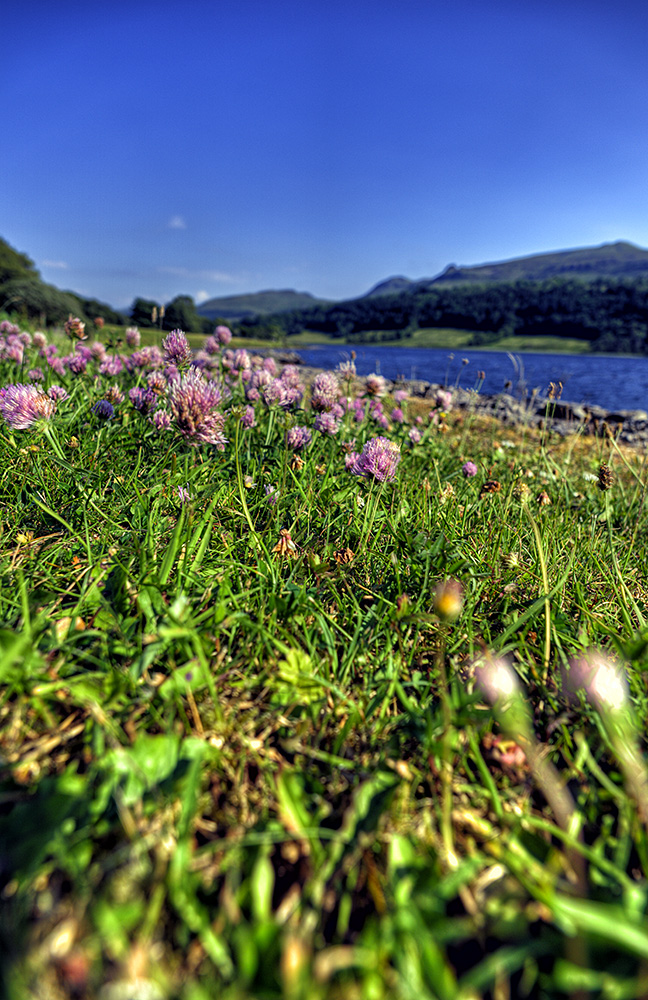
<box><xmin>2</xmin><ymin>317</ymin><xmax>648</xmax><ymax>999</ymax></box>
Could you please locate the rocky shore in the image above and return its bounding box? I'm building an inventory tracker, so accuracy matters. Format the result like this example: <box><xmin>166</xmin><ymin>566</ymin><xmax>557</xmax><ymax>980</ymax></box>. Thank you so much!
<box><xmin>393</xmin><ymin>377</ymin><xmax>648</xmax><ymax>446</ymax></box>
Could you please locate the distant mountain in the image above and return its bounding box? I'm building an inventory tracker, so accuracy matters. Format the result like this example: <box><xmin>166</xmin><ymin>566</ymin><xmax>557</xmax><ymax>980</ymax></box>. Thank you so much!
<box><xmin>362</xmin><ymin>276</ymin><xmax>417</xmax><ymax>298</ymax></box>
<box><xmin>197</xmin><ymin>288</ymin><xmax>332</xmax><ymax>321</ymax></box>
<box><xmin>426</xmin><ymin>241</ymin><xmax>648</xmax><ymax>286</ymax></box>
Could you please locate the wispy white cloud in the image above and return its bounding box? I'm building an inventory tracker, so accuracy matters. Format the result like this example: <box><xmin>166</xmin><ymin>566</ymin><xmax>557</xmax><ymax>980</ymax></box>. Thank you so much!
<box><xmin>168</xmin><ymin>215</ymin><xmax>187</xmax><ymax>230</ymax></box>
<box><xmin>158</xmin><ymin>265</ymin><xmax>238</xmax><ymax>283</ymax></box>
<box><xmin>41</xmin><ymin>259</ymin><xmax>68</xmax><ymax>269</ymax></box>
<box><xmin>195</xmin><ymin>290</ymin><xmax>210</xmax><ymax>303</ymax></box>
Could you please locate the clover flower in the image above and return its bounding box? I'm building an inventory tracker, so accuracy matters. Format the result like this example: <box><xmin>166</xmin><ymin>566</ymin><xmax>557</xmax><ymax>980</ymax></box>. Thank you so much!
<box><xmin>351</xmin><ymin>436</ymin><xmax>401</xmax><ymax>482</ymax></box>
<box><xmin>48</xmin><ymin>385</ymin><xmax>69</xmax><ymax>402</ymax></box>
<box><xmin>162</xmin><ymin>329</ymin><xmax>193</xmax><ymax>367</ymax></box>
<box><xmin>240</xmin><ymin>405</ymin><xmax>256</xmax><ymax>428</ymax></box>
<box><xmin>92</xmin><ymin>400</ymin><xmax>114</xmax><ymax>420</ymax></box>
<box><xmin>167</xmin><ymin>369</ymin><xmax>227</xmax><ymax>448</ymax></box>
<box><xmin>151</xmin><ymin>409</ymin><xmax>171</xmax><ymax>432</ymax></box>
<box><xmin>408</xmin><ymin>427</ymin><xmax>422</xmax><ymax>444</ymax></box>
<box><xmin>436</xmin><ymin>389</ymin><xmax>452</xmax><ymax>411</ymax></box>
<box><xmin>311</xmin><ymin>371</ymin><xmax>340</xmax><ymax>412</ymax></box>
<box><xmin>129</xmin><ymin>387</ymin><xmax>158</xmax><ymax>415</ymax></box>
<box><xmin>365</xmin><ymin>373</ymin><xmax>388</xmax><ymax>397</ymax></box>
<box><xmin>462</xmin><ymin>461</ymin><xmax>478</xmax><ymax>477</ymax></box>
<box><xmin>314</xmin><ymin>412</ymin><xmax>340</xmax><ymax>435</ymax></box>
<box><xmin>391</xmin><ymin>407</ymin><xmax>405</xmax><ymax>424</ymax></box>
<box><xmin>0</xmin><ymin>383</ymin><xmax>56</xmax><ymax>429</ymax></box>
<box><xmin>215</xmin><ymin>325</ymin><xmax>232</xmax><ymax>346</ymax></box>
<box><xmin>125</xmin><ymin>326</ymin><xmax>141</xmax><ymax>349</ymax></box>
<box><xmin>286</xmin><ymin>425</ymin><xmax>312</xmax><ymax>450</ymax></box>
<box><xmin>263</xmin><ymin>378</ymin><xmax>301</xmax><ymax>408</ymax></box>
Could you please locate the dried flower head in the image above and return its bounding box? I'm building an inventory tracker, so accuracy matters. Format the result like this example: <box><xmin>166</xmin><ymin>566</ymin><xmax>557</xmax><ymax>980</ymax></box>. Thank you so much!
<box><xmin>536</xmin><ymin>490</ymin><xmax>552</xmax><ymax>507</ymax></box>
<box><xmin>598</xmin><ymin>463</ymin><xmax>614</xmax><ymax>491</ymax></box>
<box><xmin>273</xmin><ymin>529</ymin><xmax>298</xmax><ymax>557</ymax></box>
<box><xmin>480</xmin><ymin>480</ymin><xmax>502</xmax><ymax>498</ymax></box>
<box><xmin>64</xmin><ymin>316</ymin><xmax>86</xmax><ymax>341</ymax></box>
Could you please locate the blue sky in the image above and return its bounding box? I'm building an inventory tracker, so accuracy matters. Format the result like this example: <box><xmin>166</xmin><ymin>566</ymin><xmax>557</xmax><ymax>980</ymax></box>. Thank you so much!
<box><xmin>3</xmin><ymin>0</ymin><xmax>648</xmax><ymax>310</ymax></box>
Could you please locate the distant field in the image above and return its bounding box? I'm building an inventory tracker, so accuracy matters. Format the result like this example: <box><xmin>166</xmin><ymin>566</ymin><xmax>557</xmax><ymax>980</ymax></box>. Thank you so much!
<box><xmin>113</xmin><ymin>323</ymin><xmax>593</xmax><ymax>356</ymax></box>
<box><xmin>289</xmin><ymin>327</ymin><xmax>593</xmax><ymax>354</ymax></box>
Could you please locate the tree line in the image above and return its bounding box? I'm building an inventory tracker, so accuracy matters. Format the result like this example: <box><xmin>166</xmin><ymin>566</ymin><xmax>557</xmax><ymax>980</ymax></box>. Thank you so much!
<box><xmin>242</xmin><ymin>277</ymin><xmax>648</xmax><ymax>353</ymax></box>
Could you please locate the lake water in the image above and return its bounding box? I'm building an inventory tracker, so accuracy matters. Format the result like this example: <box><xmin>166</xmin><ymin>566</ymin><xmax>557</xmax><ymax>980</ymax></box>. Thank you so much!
<box><xmin>295</xmin><ymin>345</ymin><xmax>648</xmax><ymax>413</ymax></box>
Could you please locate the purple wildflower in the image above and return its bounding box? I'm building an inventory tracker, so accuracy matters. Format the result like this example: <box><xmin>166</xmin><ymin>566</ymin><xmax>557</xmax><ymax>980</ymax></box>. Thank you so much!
<box><xmin>336</xmin><ymin>359</ymin><xmax>357</xmax><ymax>383</ymax></box>
<box><xmin>265</xmin><ymin>484</ymin><xmax>279</xmax><ymax>506</ymax></box>
<box><xmin>263</xmin><ymin>378</ymin><xmax>299</xmax><ymax>408</ymax></box>
<box><xmin>408</xmin><ymin>427</ymin><xmax>422</xmax><ymax>444</ymax></box>
<box><xmin>263</xmin><ymin>356</ymin><xmax>277</xmax><ymax>376</ymax></box>
<box><xmin>33</xmin><ymin>332</ymin><xmax>47</xmax><ymax>350</ymax></box>
<box><xmin>104</xmin><ymin>385</ymin><xmax>124</xmax><ymax>405</ymax></box>
<box><xmin>28</xmin><ymin>368</ymin><xmax>44</xmax><ymax>382</ymax></box>
<box><xmin>462</xmin><ymin>461</ymin><xmax>478</xmax><ymax>478</ymax></box>
<box><xmin>365</xmin><ymin>373</ymin><xmax>388</xmax><ymax>397</ymax></box>
<box><xmin>99</xmin><ymin>355</ymin><xmax>124</xmax><ymax>377</ymax></box>
<box><xmin>66</xmin><ymin>353</ymin><xmax>88</xmax><ymax>376</ymax></box>
<box><xmin>232</xmin><ymin>348</ymin><xmax>251</xmax><ymax>371</ymax></box>
<box><xmin>240</xmin><ymin>405</ymin><xmax>256</xmax><ymax>428</ymax></box>
<box><xmin>280</xmin><ymin>365</ymin><xmax>302</xmax><ymax>385</ymax></box>
<box><xmin>0</xmin><ymin>384</ymin><xmax>56</xmax><ymax>429</ymax></box>
<box><xmin>345</xmin><ymin>451</ymin><xmax>360</xmax><ymax>470</ymax></box>
<box><xmin>129</xmin><ymin>386</ymin><xmax>158</xmax><ymax>415</ymax></box>
<box><xmin>162</xmin><ymin>329</ymin><xmax>193</xmax><ymax>367</ymax></box>
<box><xmin>203</xmin><ymin>335</ymin><xmax>219</xmax><ymax>355</ymax></box>
<box><xmin>314</xmin><ymin>412</ymin><xmax>340</xmax><ymax>435</ymax></box>
<box><xmin>151</xmin><ymin>409</ymin><xmax>171</xmax><ymax>432</ymax></box>
<box><xmin>125</xmin><ymin>326</ymin><xmax>141</xmax><ymax>349</ymax></box>
<box><xmin>351</xmin><ymin>436</ymin><xmax>401</xmax><ymax>482</ymax></box>
<box><xmin>393</xmin><ymin>389</ymin><xmax>408</xmax><ymax>404</ymax></box>
<box><xmin>311</xmin><ymin>371</ymin><xmax>339</xmax><ymax>412</ymax></box>
<box><xmin>391</xmin><ymin>407</ymin><xmax>404</xmax><ymax>424</ymax></box>
<box><xmin>147</xmin><ymin>371</ymin><xmax>168</xmax><ymax>395</ymax></box>
<box><xmin>436</xmin><ymin>389</ymin><xmax>453</xmax><ymax>411</ymax></box>
<box><xmin>286</xmin><ymin>425</ymin><xmax>312</xmax><ymax>450</ymax></box>
<box><xmin>216</xmin><ymin>325</ymin><xmax>233</xmax><ymax>346</ymax></box>
<box><xmin>48</xmin><ymin>385</ymin><xmax>69</xmax><ymax>402</ymax></box>
<box><xmin>92</xmin><ymin>399</ymin><xmax>115</xmax><ymax>420</ymax></box>
<box><xmin>90</xmin><ymin>341</ymin><xmax>107</xmax><ymax>360</ymax></box>
<box><xmin>178</xmin><ymin>485</ymin><xmax>193</xmax><ymax>503</ymax></box>
<box><xmin>167</xmin><ymin>369</ymin><xmax>227</xmax><ymax>448</ymax></box>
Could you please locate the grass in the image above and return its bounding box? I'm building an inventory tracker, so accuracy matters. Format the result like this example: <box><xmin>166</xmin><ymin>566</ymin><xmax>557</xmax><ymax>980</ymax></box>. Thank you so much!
<box><xmin>2</xmin><ymin>320</ymin><xmax>648</xmax><ymax>999</ymax></box>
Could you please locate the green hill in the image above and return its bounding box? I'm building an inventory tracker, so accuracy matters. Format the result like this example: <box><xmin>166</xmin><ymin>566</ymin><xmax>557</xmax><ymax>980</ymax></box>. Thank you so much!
<box><xmin>197</xmin><ymin>288</ymin><xmax>332</xmax><ymax>321</ymax></box>
<box><xmin>425</xmin><ymin>240</ymin><xmax>648</xmax><ymax>287</ymax></box>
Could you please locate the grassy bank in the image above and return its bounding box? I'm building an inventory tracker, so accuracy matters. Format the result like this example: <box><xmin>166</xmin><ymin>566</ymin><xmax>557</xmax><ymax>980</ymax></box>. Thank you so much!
<box><xmin>2</xmin><ymin>323</ymin><xmax>648</xmax><ymax>999</ymax></box>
